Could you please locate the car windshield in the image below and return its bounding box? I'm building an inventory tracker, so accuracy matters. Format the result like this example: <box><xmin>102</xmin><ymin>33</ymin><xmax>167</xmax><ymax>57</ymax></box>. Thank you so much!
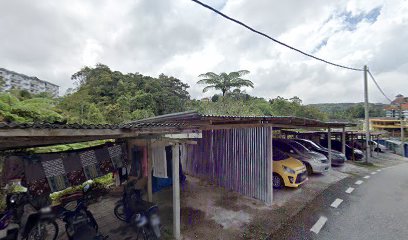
<box><xmin>273</xmin><ymin>148</ymin><xmax>289</xmax><ymax>161</ymax></box>
<box><xmin>297</xmin><ymin>139</ymin><xmax>321</xmax><ymax>150</ymax></box>
<box><xmin>288</xmin><ymin>141</ymin><xmax>310</xmax><ymax>153</ymax></box>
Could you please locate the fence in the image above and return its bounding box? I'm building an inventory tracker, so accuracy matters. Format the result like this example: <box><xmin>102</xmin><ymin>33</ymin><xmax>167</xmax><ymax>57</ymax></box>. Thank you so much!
<box><xmin>186</xmin><ymin>127</ymin><xmax>272</xmax><ymax>204</ymax></box>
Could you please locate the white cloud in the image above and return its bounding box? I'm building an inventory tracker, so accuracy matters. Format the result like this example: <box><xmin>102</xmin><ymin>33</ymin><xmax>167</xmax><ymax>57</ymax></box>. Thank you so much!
<box><xmin>0</xmin><ymin>0</ymin><xmax>406</xmax><ymax>102</ymax></box>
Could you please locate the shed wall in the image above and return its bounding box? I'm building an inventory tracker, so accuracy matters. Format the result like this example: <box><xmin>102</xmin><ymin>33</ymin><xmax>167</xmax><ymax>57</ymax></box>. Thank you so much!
<box><xmin>186</xmin><ymin>127</ymin><xmax>272</xmax><ymax>203</ymax></box>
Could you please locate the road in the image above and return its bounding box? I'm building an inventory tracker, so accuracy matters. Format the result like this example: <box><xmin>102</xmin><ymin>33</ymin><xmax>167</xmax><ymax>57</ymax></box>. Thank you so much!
<box><xmin>269</xmin><ymin>162</ymin><xmax>408</xmax><ymax>240</ymax></box>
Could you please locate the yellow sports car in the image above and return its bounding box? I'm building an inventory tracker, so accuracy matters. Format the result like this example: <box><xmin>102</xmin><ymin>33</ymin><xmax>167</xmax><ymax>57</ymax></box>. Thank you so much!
<box><xmin>273</xmin><ymin>148</ymin><xmax>308</xmax><ymax>188</ymax></box>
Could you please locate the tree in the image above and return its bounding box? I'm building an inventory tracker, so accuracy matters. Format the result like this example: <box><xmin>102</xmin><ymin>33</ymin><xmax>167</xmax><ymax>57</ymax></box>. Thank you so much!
<box><xmin>0</xmin><ymin>76</ymin><xmax>5</xmax><ymax>90</ymax></box>
<box><xmin>59</xmin><ymin>64</ymin><xmax>191</xmax><ymax>124</ymax></box>
<box><xmin>197</xmin><ymin>70</ymin><xmax>253</xmax><ymax>96</ymax></box>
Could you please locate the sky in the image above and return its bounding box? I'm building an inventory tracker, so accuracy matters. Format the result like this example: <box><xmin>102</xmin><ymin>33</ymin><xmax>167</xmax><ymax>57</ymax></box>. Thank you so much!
<box><xmin>0</xmin><ymin>0</ymin><xmax>407</xmax><ymax>104</ymax></box>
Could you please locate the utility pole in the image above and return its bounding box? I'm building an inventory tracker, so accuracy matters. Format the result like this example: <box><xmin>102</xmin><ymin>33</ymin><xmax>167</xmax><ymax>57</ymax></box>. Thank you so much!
<box><xmin>364</xmin><ymin>65</ymin><xmax>370</xmax><ymax>163</ymax></box>
<box><xmin>400</xmin><ymin>103</ymin><xmax>405</xmax><ymax>155</ymax></box>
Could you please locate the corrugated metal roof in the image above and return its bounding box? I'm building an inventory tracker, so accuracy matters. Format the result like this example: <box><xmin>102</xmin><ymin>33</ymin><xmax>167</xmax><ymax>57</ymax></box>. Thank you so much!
<box><xmin>0</xmin><ymin>121</ymin><xmax>187</xmax><ymax>130</ymax></box>
<box><xmin>130</xmin><ymin>111</ymin><xmax>355</xmax><ymax>127</ymax></box>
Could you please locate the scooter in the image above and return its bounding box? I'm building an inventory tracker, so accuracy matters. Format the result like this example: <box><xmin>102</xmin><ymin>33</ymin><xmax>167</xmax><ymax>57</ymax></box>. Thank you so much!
<box><xmin>0</xmin><ymin>192</ymin><xmax>59</xmax><ymax>240</ymax></box>
<box><xmin>59</xmin><ymin>184</ymin><xmax>107</xmax><ymax>240</ymax></box>
<box><xmin>113</xmin><ymin>182</ymin><xmax>161</xmax><ymax>240</ymax></box>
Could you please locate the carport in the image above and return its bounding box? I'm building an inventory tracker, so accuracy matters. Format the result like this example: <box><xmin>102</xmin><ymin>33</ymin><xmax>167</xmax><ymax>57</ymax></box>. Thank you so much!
<box><xmin>132</xmin><ymin>111</ymin><xmax>354</xmax><ymax>238</ymax></box>
<box><xmin>0</xmin><ymin>112</ymin><xmax>353</xmax><ymax>239</ymax></box>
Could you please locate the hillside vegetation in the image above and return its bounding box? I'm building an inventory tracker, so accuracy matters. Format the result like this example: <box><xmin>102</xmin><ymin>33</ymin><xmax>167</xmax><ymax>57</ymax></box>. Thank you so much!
<box><xmin>0</xmin><ymin>64</ymin><xmax>383</xmax><ymax>126</ymax></box>
<box><xmin>309</xmin><ymin>103</ymin><xmax>386</xmax><ymax>120</ymax></box>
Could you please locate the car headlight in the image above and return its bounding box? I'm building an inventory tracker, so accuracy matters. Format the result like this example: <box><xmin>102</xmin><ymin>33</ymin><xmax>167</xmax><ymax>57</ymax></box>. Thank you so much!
<box><xmin>283</xmin><ymin>166</ymin><xmax>296</xmax><ymax>174</ymax></box>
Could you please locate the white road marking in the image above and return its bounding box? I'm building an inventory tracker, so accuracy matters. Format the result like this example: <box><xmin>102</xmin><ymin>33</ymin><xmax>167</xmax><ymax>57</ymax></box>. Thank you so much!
<box><xmin>355</xmin><ymin>180</ymin><xmax>364</xmax><ymax>185</ymax></box>
<box><xmin>371</xmin><ymin>172</ymin><xmax>377</xmax><ymax>175</ymax></box>
<box><xmin>363</xmin><ymin>176</ymin><xmax>370</xmax><ymax>179</ymax></box>
<box><xmin>330</xmin><ymin>198</ymin><xmax>343</xmax><ymax>208</ymax></box>
<box><xmin>310</xmin><ymin>216</ymin><xmax>328</xmax><ymax>234</ymax></box>
<box><xmin>345</xmin><ymin>187</ymin><xmax>355</xmax><ymax>194</ymax></box>
<box><xmin>377</xmin><ymin>169</ymin><xmax>381</xmax><ymax>172</ymax></box>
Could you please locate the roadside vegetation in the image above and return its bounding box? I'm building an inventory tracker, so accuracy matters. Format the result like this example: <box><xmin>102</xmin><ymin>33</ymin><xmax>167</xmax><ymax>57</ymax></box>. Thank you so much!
<box><xmin>0</xmin><ymin>64</ymin><xmax>344</xmax><ymax>125</ymax></box>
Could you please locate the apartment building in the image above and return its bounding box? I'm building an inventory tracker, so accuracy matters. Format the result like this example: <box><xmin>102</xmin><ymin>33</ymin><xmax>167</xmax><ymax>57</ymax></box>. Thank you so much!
<box><xmin>0</xmin><ymin>68</ymin><xmax>59</xmax><ymax>97</ymax></box>
<box><xmin>370</xmin><ymin>94</ymin><xmax>407</xmax><ymax>137</ymax></box>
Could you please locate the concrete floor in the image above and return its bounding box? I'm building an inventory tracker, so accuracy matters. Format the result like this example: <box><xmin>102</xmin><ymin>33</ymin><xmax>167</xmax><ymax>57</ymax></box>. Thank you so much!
<box><xmin>55</xmin><ymin>151</ymin><xmax>406</xmax><ymax>240</ymax></box>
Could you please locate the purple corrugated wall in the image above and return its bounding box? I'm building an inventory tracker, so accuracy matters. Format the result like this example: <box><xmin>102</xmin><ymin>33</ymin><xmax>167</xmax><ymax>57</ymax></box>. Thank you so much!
<box><xmin>186</xmin><ymin>127</ymin><xmax>272</xmax><ymax>203</ymax></box>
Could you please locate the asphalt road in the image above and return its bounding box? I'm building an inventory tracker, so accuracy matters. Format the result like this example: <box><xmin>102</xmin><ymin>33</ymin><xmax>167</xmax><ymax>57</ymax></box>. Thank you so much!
<box><xmin>269</xmin><ymin>162</ymin><xmax>408</xmax><ymax>240</ymax></box>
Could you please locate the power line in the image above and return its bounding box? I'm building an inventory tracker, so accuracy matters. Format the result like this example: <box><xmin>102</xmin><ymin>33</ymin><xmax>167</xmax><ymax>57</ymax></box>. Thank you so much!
<box><xmin>367</xmin><ymin>70</ymin><xmax>393</xmax><ymax>103</ymax></box>
<box><xmin>190</xmin><ymin>0</ymin><xmax>364</xmax><ymax>72</ymax></box>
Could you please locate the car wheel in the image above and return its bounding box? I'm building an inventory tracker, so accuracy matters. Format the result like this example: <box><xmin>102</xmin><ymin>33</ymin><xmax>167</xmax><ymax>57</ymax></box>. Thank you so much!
<box><xmin>305</xmin><ymin>164</ymin><xmax>313</xmax><ymax>176</ymax></box>
<box><xmin>273</xmin><ymin>174</ymin><xmax>284</xmax><ymax>189</ymax></box>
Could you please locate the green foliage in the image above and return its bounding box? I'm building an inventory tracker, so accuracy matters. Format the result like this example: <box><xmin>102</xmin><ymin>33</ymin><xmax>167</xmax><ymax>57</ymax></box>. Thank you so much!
<box><xmin>131</xmin><ymin>109</ymin><xmax>155</xmax><ymax>120</ymax></box>
<box><xmin>0</xmin><ymin>76</ymin><xmax>5</xmax><ymax>90</ymax></box>
<box><xmin>269</xmin><ymin>96</ymin><xmax>328</xmax><ymax>120</ymax></box>
<box><xmin>10</xmin><ymin>98</ymin><xmax>64</xmax><ymax>123</ymax></box>
<box><xmin>0</xmin><ymin>93</ymin><xmax>19</xmax><ymax>106</ymax></box>
<box><xmin>197</xmin><ymin>70</ymin><xmax>253</xmax><ymax>96</ymax></box>
<box><xmin>50</xmin><ymin>173</ymin><xmax>113</xmax><ymax>205</ymax></box>
<box><xmin>191</xmin><ymin>94</ymin><xmax>328</xmax><ymax>120</ymax></box>
<box><xmin>0</xmin><ymin>92</ymin><xmax>63</xmax><ymax>123</ymax></box>
<box><xmin>59</xmin><ymin>64</ymin><xmax>190</xmax><ymax>124</ymax></box>
<box><xmin>29</xmin><ymin>140</ymin><xmax>111</xmax><ymax>153</ymax></box>
<box><xmin>310</xmin><ymin>103</ymin><xmax>386</xmax><ymax>120</ymax></box>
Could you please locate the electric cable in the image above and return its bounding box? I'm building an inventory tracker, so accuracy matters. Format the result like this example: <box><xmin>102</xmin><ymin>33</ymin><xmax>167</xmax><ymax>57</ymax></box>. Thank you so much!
<box><xmin>191</xmin><ymin>0</ymin><xmax>364</xmax><ymax>71</ymax></box>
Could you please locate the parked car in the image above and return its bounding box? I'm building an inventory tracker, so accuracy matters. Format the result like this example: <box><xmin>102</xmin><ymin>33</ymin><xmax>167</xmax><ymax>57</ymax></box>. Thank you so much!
<box><xmin>320</xmin><ymin>139</ymin><xmax>364</xmax><ymax>160</ymax></box>
<box><xmin>273</xmin><ymin>139</ymin><xmax>329</xmax><ymax>175</ymax></box>
<box><xmin>294</xmin><ymin>139</ymin><xmax>346</xmax><ymax>166</ymax></box>
<box><xmin>272</xmin><ymin>148</ymin><xmax>308</xmax><ymax>189</ymax></box>
<box><xmin>349</xmin><ymin>139</ymin><xmax>387</xmax><ymax>152</ymax></box>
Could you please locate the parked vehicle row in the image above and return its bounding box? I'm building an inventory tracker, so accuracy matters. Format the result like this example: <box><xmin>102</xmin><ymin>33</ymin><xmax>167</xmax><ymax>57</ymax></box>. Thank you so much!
<box><xmin>272</xmin><ymin>137</ymin><xmax>362</xmax><ymax>189</ymax></box>
<box><xmin>1</xmin><ymin>183</ymin><xmax>161</xmax><ymax>240</ymax></box>
<box><xmin>319</xmin><ymin>139</ymin><xmax>364</xmax><ymax>160</ymax></box>
<box><xmin>348</xmin><ymin>139</ymin><xmax>386</xmax><ymax>153</ymax></box>
<box><xmin>293</xmin><ymin>139</ymin><xmax>346</xmax><ymax>166</ymax></box>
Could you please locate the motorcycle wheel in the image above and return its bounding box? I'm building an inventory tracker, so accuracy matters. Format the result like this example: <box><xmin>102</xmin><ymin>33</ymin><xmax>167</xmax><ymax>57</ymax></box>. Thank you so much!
<box><xmin>114</xmin><ymin>203</ymin><xmax>127</xmax><ymax>222</ymax></box>
<box><xmin>26</xmin><ymin>220</ymin><xmax>58</xmax><ymax>240</ymax></box>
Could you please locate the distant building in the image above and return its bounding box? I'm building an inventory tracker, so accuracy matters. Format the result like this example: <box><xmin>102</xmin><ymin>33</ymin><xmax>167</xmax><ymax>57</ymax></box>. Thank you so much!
<box><xmin>384</xmin><ymin>94</ymin><xmax>408</xmax><ymax>119</ymax></box>
<box><xmin>0</xmin><ymin>68</ymin><xmax>59</xmax><ymax>97</ymax></box>
<box><xmin>370</xmin><ymin>94</ymin><xmax>407</xmax><ymax>137</ymax></box>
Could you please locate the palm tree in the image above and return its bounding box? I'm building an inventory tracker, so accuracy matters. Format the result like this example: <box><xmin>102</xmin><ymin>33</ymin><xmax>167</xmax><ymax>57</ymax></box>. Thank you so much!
<box><xmin>197</xmin><ymin>70</ymin><xmax>254</xmax><ymax>96</ymax></box>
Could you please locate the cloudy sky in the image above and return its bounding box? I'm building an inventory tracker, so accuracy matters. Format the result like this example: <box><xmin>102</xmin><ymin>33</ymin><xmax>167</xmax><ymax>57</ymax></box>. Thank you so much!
<box><xmin>0</xmin><ymin>0</ymin><xmax>407</xmax><ymax>103</ymax></box>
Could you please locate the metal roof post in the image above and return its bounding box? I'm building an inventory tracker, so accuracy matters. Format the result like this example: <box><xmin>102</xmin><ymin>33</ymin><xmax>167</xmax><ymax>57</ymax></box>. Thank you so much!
<box><xmin>172</xmin><ymin>143</ymin><xmax>181</xmax><ymax>240</ymax></box>
<box><xmin>266</xmin><ymin>126</ymin><xmax>273</xmax><ymax>205</ymax></box>
<box><xmin>328</xmin><ymin>127</ymin><xmax>332</xmax><ymax>167</ymax></box>
<box><xmin>342</xmin><ymin>127</ymin><xmax>346</xmax><ymax>155</ymax></box>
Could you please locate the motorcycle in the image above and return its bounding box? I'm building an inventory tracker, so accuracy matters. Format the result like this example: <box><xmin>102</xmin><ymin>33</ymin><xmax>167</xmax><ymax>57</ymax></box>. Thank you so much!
<box><xmin>113</xmin><ymin>182</ymin><xmax>161</xmax><ymax>240</ymax></box>
<box><xmin>58</xmin><ymin>184</ymin><xmax>107</xmax><ymax>240</ymax></box>
<box><xmin>0</xmin><ymin>192</ymin><xmax>58</xmax><ymax>240</ymax></box>
<box><xmin>0</xmin><ymin>194</ymin><xmax>21</xmax><ymax>240</ymax></box>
